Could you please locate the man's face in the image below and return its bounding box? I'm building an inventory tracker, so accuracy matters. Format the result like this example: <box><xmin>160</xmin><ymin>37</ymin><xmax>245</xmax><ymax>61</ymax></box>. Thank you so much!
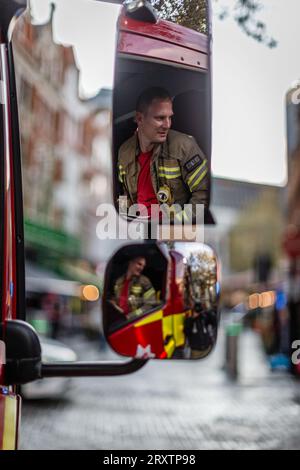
<box><xmin>136</xmin><ymin>99</ymin><xmax>174</xmax><ymax>144</ymax></box>
<box><xmin>129</xmin><ymin>257</ymin><xmax>146</xmax><ymax>277</ymax></box>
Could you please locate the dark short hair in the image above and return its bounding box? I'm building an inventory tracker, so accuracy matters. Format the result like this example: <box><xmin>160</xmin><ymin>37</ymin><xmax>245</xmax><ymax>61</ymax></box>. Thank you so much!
<box><xmin>136</xmin><ymin>87</ymin><xmax>172</xmax><ymax>114</ymax></box>
<box><xmin>129</xmin><ymin>256</ymin><xmax>146</xmax><ymax>264</ymax></box>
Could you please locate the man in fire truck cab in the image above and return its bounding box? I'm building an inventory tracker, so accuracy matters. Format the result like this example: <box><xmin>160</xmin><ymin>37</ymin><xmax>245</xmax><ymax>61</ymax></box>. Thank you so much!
<box><xmin>111</xmin><ymin>256</ymin><xmax>157</xmax><ymax>321</ymax></box>
<box><xmin>118</xmin><ymin>87</ymin><xmax>209</xmax><ymax>220</ymax></box>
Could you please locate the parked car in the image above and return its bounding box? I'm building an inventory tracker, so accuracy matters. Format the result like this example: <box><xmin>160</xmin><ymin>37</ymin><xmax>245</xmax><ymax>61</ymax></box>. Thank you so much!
<box><xmin>22</xmin><ymin>336</ymin><xmax>77</xmax><ymax>400</ymax></box>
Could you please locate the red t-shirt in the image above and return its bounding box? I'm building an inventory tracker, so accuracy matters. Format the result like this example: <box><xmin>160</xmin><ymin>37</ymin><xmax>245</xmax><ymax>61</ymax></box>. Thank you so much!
<box><xmin>137</xmin><ymin>151</ymin><xmax>158</xmax><ymax>216</ymax></box>
<box><xmin>119</xmin><ymin>278</ymin><xmax>130</xmax><ymax>315</ymax></box>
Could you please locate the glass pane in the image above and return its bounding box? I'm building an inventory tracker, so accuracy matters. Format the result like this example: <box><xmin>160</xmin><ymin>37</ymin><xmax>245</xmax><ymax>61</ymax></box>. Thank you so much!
<box><xmin>13</xmin><ymin>0</ymin><xmax>122</xmax><ymax>359</ymax></box>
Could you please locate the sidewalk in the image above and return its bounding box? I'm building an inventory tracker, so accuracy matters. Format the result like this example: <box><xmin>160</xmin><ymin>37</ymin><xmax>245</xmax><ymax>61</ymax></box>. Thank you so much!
<box><xmin>20</xmin><ymin>327</ymin><xmax>300</xmax><ymax>450</ymax></box>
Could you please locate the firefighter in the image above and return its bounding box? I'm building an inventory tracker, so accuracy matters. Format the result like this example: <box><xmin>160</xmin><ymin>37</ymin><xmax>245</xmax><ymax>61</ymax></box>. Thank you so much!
<box><xmin>118</xmin><ymin>87</ymin><xmax>209</xmax><ymax>221</ymax></box>
<box><xmin>112</xmin><ymin>256</ymin><xmax>157</xmax><ymax>320</ymax></box>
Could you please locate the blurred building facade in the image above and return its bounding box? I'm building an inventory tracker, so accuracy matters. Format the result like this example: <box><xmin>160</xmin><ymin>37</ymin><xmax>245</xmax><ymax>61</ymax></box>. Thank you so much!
<box><xmin>12</xmin><ymin>6</ymin><xmax>118</xmax><ymax>337</ymax></box>
<box><xmin>207</xmin><ymin>177</ymin><xmax>284</xmax><ymax>284</ymax></box>
<box><xmin>12</xmin><ymin>7</ymin><xmax>113</xmax><ymax>268</ymax></box>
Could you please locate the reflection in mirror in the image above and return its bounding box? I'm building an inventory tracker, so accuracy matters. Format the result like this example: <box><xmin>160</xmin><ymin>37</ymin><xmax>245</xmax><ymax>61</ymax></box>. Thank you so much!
<box><xmin>103</xmin><ymin>243</ymin><xmax>168</xmax><ymax>334</ymax></box>
<box><xmin>175</xmin><ymin>242</ymin><xmax>219</xmax><ymax>359</ymax></box>
<box><xmin>13</xmin><ymin>0</ymin><xmax>121</xmax><ymax>361</ymax></box>
<box><xmin>103</xmin><ymin>242</ymin><xmax>219</xmax><ymax>359</ymax></box>
<box><xmin>151</xmin><ymin>0</ymin><xmax>208</xmax><ymax>34</ymax></box>
<box><xmin>113</xmin><ymin>0</ymin><xmax>212</xmax><ymax>224</ymax></box>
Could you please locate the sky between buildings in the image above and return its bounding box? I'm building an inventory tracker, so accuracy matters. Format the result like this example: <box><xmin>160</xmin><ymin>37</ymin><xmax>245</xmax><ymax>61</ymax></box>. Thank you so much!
<box><xmin>29</xmin><ymin>0</ymin><xmax>300</xmax><ymax>187</ymax></box>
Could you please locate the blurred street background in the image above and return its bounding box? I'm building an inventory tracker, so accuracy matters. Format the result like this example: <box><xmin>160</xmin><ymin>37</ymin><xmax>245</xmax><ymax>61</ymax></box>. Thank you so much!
<box><xmin>20</xmin><ymin>324</ymin><xmax>300</xmax><ymax>450</ymax></box>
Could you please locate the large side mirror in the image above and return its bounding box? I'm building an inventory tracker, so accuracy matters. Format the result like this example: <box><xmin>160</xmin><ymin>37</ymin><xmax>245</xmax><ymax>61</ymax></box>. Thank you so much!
<box><xmin>113</xmin><ymin>0</ymin><xmax>213</xmax><ymax>225</ymax></box>
<box><xmin>102</xmin><ymin>242</ymin><xmax>219</xmax><ymax>359</ymax></box>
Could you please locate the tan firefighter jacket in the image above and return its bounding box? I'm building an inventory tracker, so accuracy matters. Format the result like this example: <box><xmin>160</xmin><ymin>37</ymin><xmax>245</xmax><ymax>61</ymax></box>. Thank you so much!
<box><xmin>113</xmin><ymin>274</ymin><xmax>157</xmax><ymax>319</ymax></box>
<box><xmin>118</xmin><ymin>129</ymin><xmax>209</xmax><ymax>219</ymax></box>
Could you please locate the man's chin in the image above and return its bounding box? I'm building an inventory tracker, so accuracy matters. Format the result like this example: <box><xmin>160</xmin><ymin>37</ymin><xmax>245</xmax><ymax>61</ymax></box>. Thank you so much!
<box><xmin>155</xmin><ymin>135</ymin><xmax>168</xmax><ymax>142</ymax></box>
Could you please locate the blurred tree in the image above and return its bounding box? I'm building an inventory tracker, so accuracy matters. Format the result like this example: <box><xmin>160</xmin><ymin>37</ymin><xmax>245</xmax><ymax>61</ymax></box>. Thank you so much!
<box><xmin>151</xmin><ymin>0</ymin><xmax>277</xmax><ymax>48</ymax></box>
<box><xmin>152</xmin><ymin>0</ymin><xmax>207</xmax><ymax>33</ymax></box>
<box><xmin>217</xmin><ymin>0</ymin><xmax>277</xmax><ymax>48</ymax></box>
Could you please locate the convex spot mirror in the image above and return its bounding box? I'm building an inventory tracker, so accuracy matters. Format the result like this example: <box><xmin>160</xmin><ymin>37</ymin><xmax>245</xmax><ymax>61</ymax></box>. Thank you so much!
<box><xmin>102</xmin><ymin>242</ymin><xmax>220</xmax><ymax>359</ymax></box>
<box><xmin>113</xmin><ymin>0</ymin><xmax>213</xmax><ymax>225</ymax></box>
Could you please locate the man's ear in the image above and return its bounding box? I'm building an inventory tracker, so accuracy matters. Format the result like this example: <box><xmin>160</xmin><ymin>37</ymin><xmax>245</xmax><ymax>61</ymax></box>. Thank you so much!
<box><xmin>135</xmin><ymin>111</ymin><xmax>143</xmax><ymax>126</ymax></box>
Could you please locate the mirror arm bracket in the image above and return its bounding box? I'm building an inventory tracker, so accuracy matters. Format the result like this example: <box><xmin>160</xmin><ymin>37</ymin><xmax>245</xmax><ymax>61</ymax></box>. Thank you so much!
<box><xmin>41</xmin><ymin>358</ymin><xmax>148</xmax><ymax>378</ymax></box>
<box><xmin>1</xmin><ymin>320</ymin><xmax>148</xmax><ymax>383</ymax></box>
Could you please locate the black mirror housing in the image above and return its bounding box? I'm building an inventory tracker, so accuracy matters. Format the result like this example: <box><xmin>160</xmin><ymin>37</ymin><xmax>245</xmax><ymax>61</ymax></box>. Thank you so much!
<box><xmin>124</xmin><ymin>0</ymin><xmax>158</xmax><ymax>23</ymax></box>
<box><xmin>0</xmin><ymin>320</ymin><xmax>42</xmax><ymax>385</ymax></box>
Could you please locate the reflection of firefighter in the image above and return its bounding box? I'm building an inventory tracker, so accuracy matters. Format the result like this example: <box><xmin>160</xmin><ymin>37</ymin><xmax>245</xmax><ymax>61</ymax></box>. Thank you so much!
<box><xmin>118</xmin><ymin>87</ymin><xmax>209</xmax><ymax>219</ymax></box>
<box><xmin>112</xmin><ymin>256</ymin><xmax>157</xmax><ymax>320</ymax></box>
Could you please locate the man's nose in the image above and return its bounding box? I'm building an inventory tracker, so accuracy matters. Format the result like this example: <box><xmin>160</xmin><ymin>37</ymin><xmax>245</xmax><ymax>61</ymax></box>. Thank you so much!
<box><xmin>162</xmin><ymin>117</ymin><xmax>171</xmax><ymax>129</ymax></box>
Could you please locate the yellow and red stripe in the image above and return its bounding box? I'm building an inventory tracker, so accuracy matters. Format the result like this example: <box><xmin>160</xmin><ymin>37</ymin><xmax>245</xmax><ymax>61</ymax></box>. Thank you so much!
<box><xmin>0</xmin><ymin>389</ymin><xmax>19</xmax><ymax>450</ymax></box>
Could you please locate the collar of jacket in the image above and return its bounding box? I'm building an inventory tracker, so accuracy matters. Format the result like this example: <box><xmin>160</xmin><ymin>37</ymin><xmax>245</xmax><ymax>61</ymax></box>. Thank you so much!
<box><xmin>134</xmin><ymin>132</ymin><xmax>162</xmax><ymax>162</ymax></box>
<box><xmin>118</xmin><ymin>274</ymin><xmax>140</xmax><ymax>285</ymax></box>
